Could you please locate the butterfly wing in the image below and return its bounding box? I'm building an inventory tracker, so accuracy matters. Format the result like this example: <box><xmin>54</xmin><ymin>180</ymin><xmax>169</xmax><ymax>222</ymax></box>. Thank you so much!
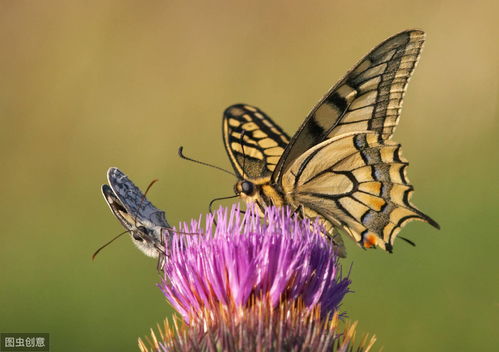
<box><xmin>102</xmin><ymin>184</ymin><xmax>139</xmax><ymax>235</ymax></box>
<box><xmin>102</xmin><ymin>167</ymin><xmax>169</xmax><ymax>257</ymax></box>
<box><xmin>106</xmin><ymin>168</ymin><xmax>169</xmax><ymax>229</ymax></box>
<box><xmin>222</xmin><ymin>31</ymin><xmax>437</xmax><ymax>252</ymax></box>
<box><xmin>281</xmin><ymin>132</ymin><xmax>439</xmax><ymax>251</ymax></box>
<box><xmin>273</xmin><ymin>30</ymin><xmax>425</xmax><ymax>183</ymax></box>
<box><xmin>223</xmin><ymin>104</ymin><xmax>290</xmax><ymax>180</ymax></box>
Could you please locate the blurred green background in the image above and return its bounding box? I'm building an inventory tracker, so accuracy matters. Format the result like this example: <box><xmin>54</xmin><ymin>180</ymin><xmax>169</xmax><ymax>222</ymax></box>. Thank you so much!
<box><xmin>0</xmin><ymin>1</ymin><xmax>497</xmax><ymax>351</ymax></box>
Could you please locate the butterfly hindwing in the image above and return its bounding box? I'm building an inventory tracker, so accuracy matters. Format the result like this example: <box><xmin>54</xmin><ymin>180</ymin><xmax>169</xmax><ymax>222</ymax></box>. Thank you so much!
<box><xmin>223</xmin><ymin>104</ymin><xmax>290</xmax><ymax>180</ymax></box>
<box><xmin>102</xmin><ymin>184</ymin><xmax>139</xmax><ymax>234</ymax></box>
<box><xmin>273</xmin><ymin>30</ymin><xmax>425</xmax><ymax>183</ymax></box>
<box><xmin>281</xmin><ymin>132</ymin><xmax>439</xmax><ymax>251</ymax></box>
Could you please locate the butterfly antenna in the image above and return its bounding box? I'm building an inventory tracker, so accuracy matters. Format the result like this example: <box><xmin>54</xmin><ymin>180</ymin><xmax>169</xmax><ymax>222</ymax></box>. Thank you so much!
<box><xmin>141</xmin><ymin>180</ymin><xmax>203</xmax><ymax>237</ymax></box>
<box><xmin>178</xmin><ymin>146</ymin><xmax>236</xmax><ymax>177</ymax></box>
<box><xmin>136</xmin><ymin>178</ymin><xmax>159</xmax><ymax>218</ymax></box>
<box><xmin>92</xmin><ymin>230</ymin><xmax>130</xmax><ymax>260</ymax></box>
<box><xmin>143</xmin><ymin>179</ymin><xmax>159</xmax><ymax>197</ymax></box>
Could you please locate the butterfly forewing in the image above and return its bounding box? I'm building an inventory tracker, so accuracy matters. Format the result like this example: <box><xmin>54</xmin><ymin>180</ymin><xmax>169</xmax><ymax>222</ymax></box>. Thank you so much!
<box><xmin>273</xmin><ymin>30</ymin><xmax>425</xmax><ymax>183</ymax></box>
<box><xmin>281</xmin><ymin>132</ymin><xmax>438</xmax><ymax>250</ymax></box>
<box><xmin>102</xmin><ymin>167</ymin><xmax>170</xmax><ymax>258</ymax></box>
<box><xmin>106</xmin><ymin>168</ymin><xmax>169</xmax><ymax>230</ymax></box>
<box><xmin>223</xmin><ymin>104</ymin><xmax>290</xmax><ymax>179</ymax></box>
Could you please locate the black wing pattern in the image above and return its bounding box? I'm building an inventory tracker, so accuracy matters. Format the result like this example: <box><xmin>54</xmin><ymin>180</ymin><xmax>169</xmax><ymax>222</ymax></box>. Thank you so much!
<box><xmin>274</xmin><ymin>30</ymin><xmax>425</xmax><ymax>183</ymax></box>
<box><xmin>223</xmin><ymin>104</ymin><xmax>290</xmax><ymax>180</ymax></box>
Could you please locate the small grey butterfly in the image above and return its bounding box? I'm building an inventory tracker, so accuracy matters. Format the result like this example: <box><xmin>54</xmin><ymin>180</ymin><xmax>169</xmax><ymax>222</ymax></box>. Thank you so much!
<box><xmin>101</xmin><ymin>167</ymin><xmax>170</xmax><ymax>259</ymax></box>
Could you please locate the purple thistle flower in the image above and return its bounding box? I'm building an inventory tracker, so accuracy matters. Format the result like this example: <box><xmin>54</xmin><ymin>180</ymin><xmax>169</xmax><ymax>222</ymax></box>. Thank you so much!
<box><xmin>159</xmin><ymin>204</ymin><xmax>350</xmax><ymax>323</ymax></box>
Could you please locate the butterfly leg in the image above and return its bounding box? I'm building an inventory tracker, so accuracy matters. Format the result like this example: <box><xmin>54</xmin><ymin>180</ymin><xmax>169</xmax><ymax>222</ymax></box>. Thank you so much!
<box><xmin>156</xmin><ymin>253</ymin><xmax>168</xmax><ymax>273</ymax></box>
<box><xmin>156</xmin><ymin>255</ymin><xmax>162</xmax><ymax>273</ymax></box>
<box><xmin>327</xmin><ymin>228</ymin><xmax>347</xmax><ymax>258</ymax></box>
<box><xmin>292</xmin><ymin>204</ymin><xmax>306</xmax><ymax>219</ymax></box>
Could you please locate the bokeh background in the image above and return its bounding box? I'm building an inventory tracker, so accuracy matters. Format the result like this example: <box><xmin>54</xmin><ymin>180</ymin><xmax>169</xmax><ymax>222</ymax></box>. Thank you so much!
<box><xmin>0</xmin><ymin>1</ymin><xmax>497</xmax><ymax>351</ymax></box>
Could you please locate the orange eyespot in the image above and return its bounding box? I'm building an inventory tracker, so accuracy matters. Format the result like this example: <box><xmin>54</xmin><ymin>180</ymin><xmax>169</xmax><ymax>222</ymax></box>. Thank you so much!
<box><xmin>363</xmin><ymin>234</ymin><xmax>377</xmax><ymax>248</ymax></box>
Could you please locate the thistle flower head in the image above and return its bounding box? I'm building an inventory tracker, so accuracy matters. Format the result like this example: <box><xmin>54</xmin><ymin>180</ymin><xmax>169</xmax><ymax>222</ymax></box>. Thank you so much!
<box><xmin>159</xmin><ymin>204</ymin><xmax>350</xmax><ymax>323</ymax></box>
<box><xmin>139</xmin><ymin>301</ymin><xmax>376</xmax><ymax>352</ymax></box>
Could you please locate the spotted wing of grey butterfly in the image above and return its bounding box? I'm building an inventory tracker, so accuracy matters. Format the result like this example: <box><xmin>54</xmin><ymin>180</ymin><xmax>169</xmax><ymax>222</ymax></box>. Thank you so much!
<box><xmin>101</xmin><ymin>167</ymin><xmax>170</xmax><ymax>258</ymax></box>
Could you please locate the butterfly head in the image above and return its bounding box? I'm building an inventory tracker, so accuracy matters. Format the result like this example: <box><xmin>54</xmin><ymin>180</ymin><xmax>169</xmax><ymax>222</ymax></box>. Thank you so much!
<box><xmin>128</xmin><ymin>218</ymin><xmax>166</xmax><ymax>258</ymax></box>
<box><xmin>233</xmin><ymin>177</ymin><xmax>287</xmax><ymax>215</ymax></box>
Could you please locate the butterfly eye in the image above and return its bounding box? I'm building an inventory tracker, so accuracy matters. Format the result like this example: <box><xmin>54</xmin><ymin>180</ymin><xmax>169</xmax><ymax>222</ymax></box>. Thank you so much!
<box><xmin>132</xmin><ymin>232</ymin><xmax>144</xmax><ymax>242</ymax></box>
<box><xmin>241</xmin><ymin>181</ymin><xmax>255</xmax><ymax>195</ymax></box>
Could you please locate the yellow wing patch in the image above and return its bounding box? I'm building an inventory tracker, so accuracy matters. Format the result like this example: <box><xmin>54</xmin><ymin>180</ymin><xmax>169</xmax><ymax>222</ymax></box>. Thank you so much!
<box><xmin>223</xmin><ymin>104</ymin><xmax>290</xmax><ymax>179</ymax></box>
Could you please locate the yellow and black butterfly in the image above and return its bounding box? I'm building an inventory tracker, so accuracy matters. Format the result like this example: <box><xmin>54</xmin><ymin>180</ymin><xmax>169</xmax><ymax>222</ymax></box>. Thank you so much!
<box><xmin>222</xmin><ymin>30</ymin><xmax>439</xmax><ymax>254</ymax></box>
